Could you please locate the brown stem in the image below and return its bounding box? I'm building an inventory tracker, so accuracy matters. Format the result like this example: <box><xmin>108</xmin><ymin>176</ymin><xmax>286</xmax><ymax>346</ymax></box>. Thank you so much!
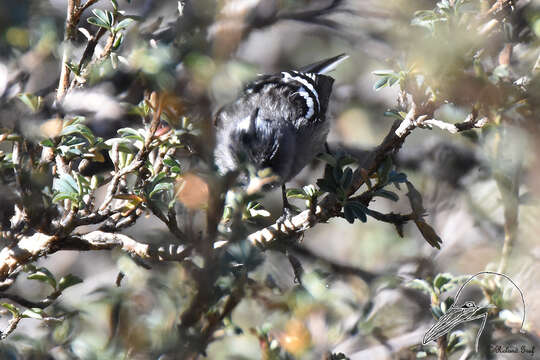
<box><xmin>57</xmin><ymin>0</ymin><xmax>103</xmax><ymax>100</ymax></box>
<box><xmin>437</xmin><ymin>336</ymin><xmax>448</xmax><ymax>360</ymax></box>
<box><xmin>496</xmin><ymin>173</ymin><xmax>520</xmax><ymax>274</ymax></box>
<box><xmin>57</xmin><ymin>0</ymin><xmax>80</xmax><ymax>101</ymax></box>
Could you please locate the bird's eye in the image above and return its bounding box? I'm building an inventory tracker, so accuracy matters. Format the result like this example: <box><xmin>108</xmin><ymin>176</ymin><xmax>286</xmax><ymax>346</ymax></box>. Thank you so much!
<box><xmin>463</xmin><ymin>301</ymin><xmax>476</xmax><ymax>308</ymax></box>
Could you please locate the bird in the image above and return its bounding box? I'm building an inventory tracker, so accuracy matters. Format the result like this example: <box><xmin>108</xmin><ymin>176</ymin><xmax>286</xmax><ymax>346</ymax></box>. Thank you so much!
<box><xmin>213</xmin><ymin>53</ymin><xmax>348</xmax><ymax>211</ymax></box>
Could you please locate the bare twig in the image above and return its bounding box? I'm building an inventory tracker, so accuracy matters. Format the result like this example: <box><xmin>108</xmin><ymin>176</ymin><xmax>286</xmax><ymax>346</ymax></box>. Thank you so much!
<box><xmin>0</xmin><ymin>313</ymin><xmax>22</xmax><ymax>340</ymax></box>
<box><xmin>77</xmin><ymin>27</ymin><xmax>107</xmax><ymax>70</ymax></box>
<box><xmin>422</xmin><ymin>117</ymin><xmax>488</xmax><ymax>134</ymax></box>
<box><xmin>57</xmin><ymin>0</ymin><xmax>103</xmax><ymax>100</ymax></box>
<box><xmin>291</xmin><ymin>244</ymin><xmax>380</xmax><ymax>283</ymax></box>
<box><xmin>0</xmin><ymin>292</ymin><xmax>59</xmax><ymax>309</ymax></box>
<box><xmin>70</xmin><ymin>30</ymin><xmax>116</xmax><ymax>89</ymax></box>
<box><xmin>495</xmin><ymin>166</ymin><xmax>521</xmax><ymax>274</ymax></box>
<box><xmin>57</xmin><ymin>0</ymin><xmax>80</xmax><ymax>101</ymax></box>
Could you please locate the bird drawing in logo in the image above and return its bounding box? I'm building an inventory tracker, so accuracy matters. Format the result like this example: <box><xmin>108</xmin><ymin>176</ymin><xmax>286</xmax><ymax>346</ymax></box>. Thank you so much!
<box><xmin>422</xmin><ymin>271</ymin><xmax>526</xmax><ymax>352</ymax></box>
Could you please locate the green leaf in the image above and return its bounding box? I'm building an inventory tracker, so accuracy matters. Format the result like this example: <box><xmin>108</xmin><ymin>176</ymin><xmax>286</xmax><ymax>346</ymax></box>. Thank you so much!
<box><xmin>415</xmin><ymin>219</ymin><xmax>443</xmax><ymax>249</ymax></box>
<box><xmin>373</xmin><ymin>77</ymin><xmax>388</xmax><ymax>91</ymax></box>
<box><xmin>286</xmin><ymin>188</ymin><xmax>308</xmax><ymax>200</ymax></box>
<box><xmin>343</xmin><ymin>204</ymin><xmax>355</xmax><ymax>223</ymax></box>
<box><xmin>52</xmin><ymin>193</ymin><xmax>79</xmax><ymax>203</ymax></box>
<box><xmin>406</xmin><ymin>181</ymin><xmax>426</xmax><ymax>216</ymax></box>
<box><xmin>341</xmin><ymin>167</ymin><xmax>353</xmax><ymax>189</ymax></box>
<box><xmin>61</xmin><ymin>123</ymin><xmax>96</xmax><ymax>145</ymax></box>
<box><xmin>17</xmin><ymin>93</ymin><xmax>42</xmax><ymax>113</ymax></box>
<box><xmin>1</xmin><ymin>303</ymin><xmax>20</xmax><ymax>316</ymax></box>
<box><xmin>92</xmin><ymin>9</ymin><xmax>113</xmax><ymax>28</ymax></box>
<box><xmin>431</xmin><ymin>304</ymin><xmax>443</xmax><ymax>319</ymax></box>
<box><xmin>65</xmin><ymin>61</ymin><xmax>80</xmax><ymax>75</ymax></box>
<box><xmin>389</xmin><ymin>171</ymin><xmax>407</xmax><ymax>184</ymax></box>
<box><xmin>377</xmin><ymin>156</ymin><xmax>393</xmax><ymax>184</ymax></box>
<box><xmin>149</xmin><ymin>181</ymin><xmax>173</xmax><ymax>198</ymax></box>
<box><xmin>23</xmin><ymin>264</ymin><xmax>37</xmax><ymax>273</ymax></box>
<box><xmin>115</xmin><ymin>18</ymin><xmax>134</xmax><ymax>30</ymax></box>
<box><xmin>387</xmin><ymin>76</ymin><xmax>399</xmax><ymax>87</ymax></box>
<box><xmin>337</xmin><ymin>156</ymin><xmax>356</xmax><ymax>168</ymax></box>
<box><xmin>433</xmin><ymin>273</ymin><xmax>453</xmax><ymax>291</ymax></box>
<box><xmin>246</xmin><ymin>202</ymin><xmax>270</xmax><ymax>218</ymax></box>
<box><xmin>316</xmin><ymin>178</ymin><xmax>336</xmax><ymax>193</ymax></box>
<box><xmin>384</xmin><ymin>109</ymin><xmax>404</xmax><ymax>119</ymax></box>
<box><xmin>112</xmin><ymin>32</ymin><xmax>124</xmax><ymax>51</ymax></box>
<box><xmin>163</xmin><ymin>157</ymin><xmax>181</xmax><ymax>169</ymax></box>
<box><xmin>53</xmin><ymin>174</ymin><xmax>79</xmax><ymax>195</ymax></box>
<box><xmin>118</xmin><ymin>127</ymin><xmax>144</xmax><ymax>141</ymax></box>
<box><xmin>373</xmin><ymin>189</ymin><xmax>399</xmax><ymax>202</ymax></box>
<box><xmin>27</xmin><ymin>268</ymin><xmax>57</xmax><ymax>289</ymax></box>
<box><xmin>88</xmin><ymin>16</ymin><xmax>110</xmax><ymax>29</ymax></box>
<box><xmin>58</xmin><ymin>274</ymin><xmax>83</xmax><ymax>291</ymax></box>
<box><xmin>372</xmin><ymin>69</ymin><xmax>395</xmax><ymax>76</ymax></box>
<box><xmin>316</xmin><ymin>152</ymin><xmax>337</xmax><ymax>167</ymax></box>
<box><xmin>40</xmin><ymin>139</ymin><xmax>55</xmax><ymax>147</ymax></box>
<box><xmin>346</xmin><ymin>201</ymin><xmax>367</xmax><ymax>222</ymax></box>
<box><xmin>22</xmin><ymin>308</ymin><xmax>44</xmax><ymax>320</ymax></box>
<box><xmin>332</xmin><ymin>165</ymin><xmax>343</xmax><ymax>183</ymax></box>
<box><xmin>406</xmin><ymin>279</ymin><xmax>434</xmax><ymax>296</ymax></box>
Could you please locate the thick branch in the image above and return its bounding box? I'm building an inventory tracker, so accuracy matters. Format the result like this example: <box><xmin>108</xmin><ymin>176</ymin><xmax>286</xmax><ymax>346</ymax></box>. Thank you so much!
<box><xmin>0</xmin><ymin>230</ymin><xmax>192</xmax><ymax>282</ymax></box>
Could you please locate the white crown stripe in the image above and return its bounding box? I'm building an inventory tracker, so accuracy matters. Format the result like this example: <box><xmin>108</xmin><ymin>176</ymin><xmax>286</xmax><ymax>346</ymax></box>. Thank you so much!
<box><xmin>294</xmin><ymin>72</ymin><xmax>320</xmax><ymax>111</ymax></box>
<box><xmin>297</xmin><ymin>87</ymin><xmax>315</xmax><ymax>119</ymax></box>
<box><xmin>281</xmin><ymin>71</ymin><xmax>320</xmax><ymax>112</ymax></box>
<box><xmin>292</xmin><ymin>71</ymin><xmax>318</xmax><ymax>88</ymax></box>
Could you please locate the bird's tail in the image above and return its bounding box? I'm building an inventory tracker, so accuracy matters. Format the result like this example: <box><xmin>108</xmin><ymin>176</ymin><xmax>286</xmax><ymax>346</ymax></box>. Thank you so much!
<box><xmin>298</xmin><ymin>53</ymin><xmax>349</xmax><ymax>74</ymax></box>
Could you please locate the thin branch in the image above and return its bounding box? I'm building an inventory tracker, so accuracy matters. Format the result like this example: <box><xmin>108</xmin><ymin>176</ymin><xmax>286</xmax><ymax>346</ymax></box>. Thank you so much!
<box><xmin>0</xmin><ymin>292</ymin><xmax>59</xmax><ymax>309</ymax></box>
<box><xmin>57</xmin><ymin>0</ymin><xmax>80</xmax><ymax>101</ymax></box>
<box><xmin>70</xmin><ymin>30</ymin><xmax>116</xmax><ymax>90</ymax></box>
<box><xmin>422</xmin><ymin>117</ymin><xmax>488</xmax><ymax>134</ymax></box>
<box><xmin>291</xmin><ymin>244</ymin><xmax>379</xmax><ymax>283</ymax></box>
<box><xmin>57</xmin><ymin>0</ymin><xmax>102</xmax><ymax>100</ymax></box>
<box><xmin>78</xmin><ymin>27</ymin><xmax>107</xmax><ymax>70</ymax></box>
<box><xmin>0</xmin><ymin>313</ymin><xmax>22</xmax><ymax>340</ymax></box>
<box><xmin>63</xmin><ymin>231</ymin><xmax>192</xmax><ymax>261</ymax></box>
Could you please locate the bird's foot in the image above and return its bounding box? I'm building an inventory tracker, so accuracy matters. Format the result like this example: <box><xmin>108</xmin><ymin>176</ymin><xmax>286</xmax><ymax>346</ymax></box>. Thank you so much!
<box><xmin>276</xmin><ymin>206</ymin><xmax>297</xmax><ymax>234</ymax></box>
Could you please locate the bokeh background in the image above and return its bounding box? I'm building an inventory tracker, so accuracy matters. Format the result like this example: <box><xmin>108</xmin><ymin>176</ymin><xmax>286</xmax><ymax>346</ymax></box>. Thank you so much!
<box><xmin>0</xmin><ymin>0</ymin><xmax>540</xmax><ymax>359</ymax></box>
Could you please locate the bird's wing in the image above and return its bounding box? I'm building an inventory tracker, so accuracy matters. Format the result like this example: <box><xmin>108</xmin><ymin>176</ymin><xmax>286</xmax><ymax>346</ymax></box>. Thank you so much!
<box><xmin>423</xmin><ymin>307</ymin><xmax>478</xmax><ymax>344</ymax></box>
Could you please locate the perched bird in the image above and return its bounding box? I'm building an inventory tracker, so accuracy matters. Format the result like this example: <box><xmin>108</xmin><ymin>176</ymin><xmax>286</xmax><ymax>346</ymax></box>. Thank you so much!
<box><xmin>214</xmin><ymin>54</ymin><xmax>348</xmax><ymax>204</ymax></box>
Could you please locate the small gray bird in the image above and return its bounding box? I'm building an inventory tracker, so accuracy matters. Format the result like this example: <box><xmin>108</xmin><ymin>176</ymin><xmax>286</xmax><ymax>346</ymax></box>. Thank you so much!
<box><xmin>214</xmin><ymin>54</ymin><xmax>348</xmax><ymax>199</ymax></box>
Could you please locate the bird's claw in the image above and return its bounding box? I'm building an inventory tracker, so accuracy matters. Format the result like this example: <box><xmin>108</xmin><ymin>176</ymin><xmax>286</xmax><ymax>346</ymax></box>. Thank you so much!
<box><xmin>276</xmin><ymin>207</ymin><xmax>296</xmax><ymax>234</ymax></box>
